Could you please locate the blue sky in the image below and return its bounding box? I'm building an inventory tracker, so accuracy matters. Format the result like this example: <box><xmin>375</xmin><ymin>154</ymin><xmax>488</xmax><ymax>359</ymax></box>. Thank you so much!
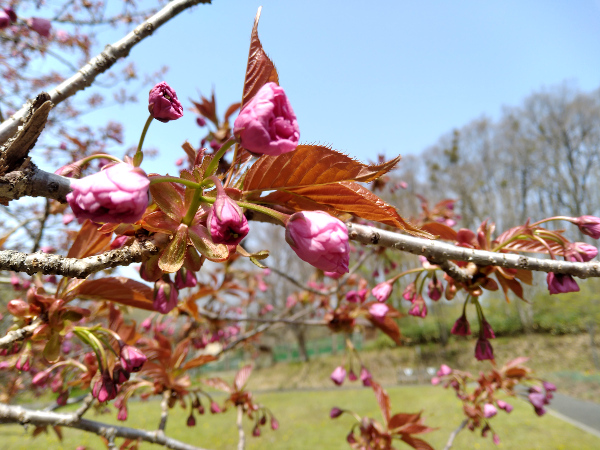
<box><xmin>77</xmin><ymin>0</ymin><xmax>600</xmax><ymax>174</ymax></box>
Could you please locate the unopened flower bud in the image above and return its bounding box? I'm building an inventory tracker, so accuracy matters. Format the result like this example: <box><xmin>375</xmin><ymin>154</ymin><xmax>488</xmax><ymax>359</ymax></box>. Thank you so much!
<box><xmin>148</xmin><ymin>82</ymin><xmax>183</xmax><ymax>123</ymax></box>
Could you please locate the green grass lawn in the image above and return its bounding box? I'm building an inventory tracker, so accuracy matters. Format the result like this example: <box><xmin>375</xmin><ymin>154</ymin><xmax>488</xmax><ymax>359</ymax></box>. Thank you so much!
<box><xmin>1</xmin><ymin>385</ymin><xmax>599</xmax><ymax>449</ymax></box>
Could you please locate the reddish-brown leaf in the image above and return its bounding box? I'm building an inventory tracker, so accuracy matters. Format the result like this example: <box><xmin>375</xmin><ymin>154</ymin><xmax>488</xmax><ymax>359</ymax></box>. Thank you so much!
<box><xmin>369</xmin><ymin>314</ymin><xmax>402</xmax><ymax>345</ymax></box>
<box><xmin>74</xmin><ymin>277</ymin><xmax>154</xmax><ymax>311</ymax></box>
<box><xmin>249</xmin><ymin>189</ymin><xmax>348</xmax><ymax>219</ymax></box>
<box><xmin>190</xmin><ymin>90</ymin><xmax>218</xmax><ymax>125</ymax></box>
<box><xmin>515</xmin><ymin>268</ymin><xmax>533</xmax><ymax>285</ymax></box>
<box><xmin>243</xmin><ymin>145</ymin><xmax>401</xmax><ymax>192</ymax></box>
<box><xmin>388</xmin><ymin>412</ymin><xmax>422</xmax><ymax>430</ymax></box>
<box><xmin>67</xmin><ymin>220</ymin><xmax>111</xmax><ymax>259</ymax></box>
<box><xmin>180</xmin><ymin>354</ymin><xmax>217</xmax><ymax>371</ymax></box>
<box><xmin>203</xmin><ymin>377</ymin><xmax>232</xmax><ymax>393</ymax></box>
<box><xmin>400</xmin><ymin>435</ymin><xmax>435</xmax><ymax>450</ymax></box>
<box><xmin>496</xmin><ymin>272</ymin><xmax>525</xmax><ymax>302</ymax></box>
<box><xmin>149</xmin><ymin>181</ymin><xmax>185</xmax><ymax>222</ymax></box>
<box><xmin>234</xmin><ymin>364</ymin><xmax>253</xmax><ymax>391</ymax></box>
<box><xmin>224</xmin><ymin>102</ymin><xmax>241</xmax><ymax>122</ymax></box>
<box><xmin>419</xmin><ymin>222</ymin><xmax>458</xmax><ymax>241</ymax></box>
<box><xmin>241</xmin><ymin>7</ymin><xmax>279</xmax><ymax>108</ymax></box>
<box><xmin>372</xmin><ymin>381</ymin><xmax>391</xmax><ymax>425</ymax></box>
<box><xmin>142</xmin><ymin>211</ymin><xmax>180</xmax><ymax>234</ymax></box>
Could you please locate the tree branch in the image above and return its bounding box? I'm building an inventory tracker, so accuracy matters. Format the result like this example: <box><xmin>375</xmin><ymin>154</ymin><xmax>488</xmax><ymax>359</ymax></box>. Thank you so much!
<box><xmin>0</xmin><ymin>239</ymin><xmax>158</xmax><ymax>278</ymax></box>
<box><xmin>443</xmin><ymin>419</ymin><xmax>468</xmax><ymax>450</ymax></box>
<box><xmin>0</xmin><ymin>159</ymin><xmax>72</xmax><ymax>203</ymax></box>
<box><xmin>346</xmin><ymin>223</ymin><xmax>600</xmax><ymax>279</ymax></box>
<box><xmin>236</xmin><ymin>405</ymin><xmax>245</xmax><ymax>450</ymax></box>
<box><xmin>0</xmin><ymin>319</ymin><xmax>41</xmax><ymax>350</ymax></box>
<box><xmin>0</xmin><ymin>0</ymin><xmax>212</xmax><ymax>146</ymax></box>
<box><xmin>0</xmin><ymin>403</ymin><xmax>208</xmax><ymax>450</ymax></box>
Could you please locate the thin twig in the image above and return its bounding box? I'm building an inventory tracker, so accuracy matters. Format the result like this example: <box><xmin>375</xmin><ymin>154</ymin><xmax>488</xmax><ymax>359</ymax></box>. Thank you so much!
<box><xmin>0</xmin><ymin>0</ymin><xmax>212</xmax><ymax>146</ymax></box>
<box><xmin>237</xmin><ymin>405</ymin><xmax>245</xmax><ymax>450</ymax></box>
<box><xmin>443</xmin><ymin>419</ymin><xmax>468</xmax><ymax>450</ymax></box>
<box><xmin>0</xmin><ymin>403</ymin><xmax>208</xmax><ymax>450</ymax></box>
<box><xmin>158</xmin><ymin>390</ymin><xmax>170</xmax><ymax>432</ymax></box>
<box><xmin>0</xmin><ymin>319</ymin><xmax>41</xmax><ymax>350</ymax></box>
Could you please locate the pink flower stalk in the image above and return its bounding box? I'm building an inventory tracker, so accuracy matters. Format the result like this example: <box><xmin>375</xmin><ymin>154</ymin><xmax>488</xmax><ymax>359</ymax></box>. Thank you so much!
<box><xmin>120</xmin><ymin>344</ymin><xmax>147</xmax><ymax>372</ymax></box>
<box><xmin>330</xmin><ymin>407</ymin><xmax>343</xmax><ymax>418</ymax></box>
<box><xmin>153</xmin><ymin>277</ymin><xmax>179</xmax><ymax>314</ymax></box>
<box><xmin>67</xmin><ymin>163</ymin><xmax>150</xmax><ymax>224</ymax></box>
<box><xmin>208</xmin><ymin>183</ymin><xmax>249</xmax><ymax>246</ymax></box>
<box><xmin>360</xmin><ymin>367</ymin><xmax>373</xmax><ymax>387</ymax></box>
<box><xmin>285</xmin><ymin>211</ymin><xmax>349</xmax><ymax>274</ymax></box>
<box><xmin>148</xmin><ymin>82</ymin><xmax>183</xmax><ymax>122</ymax></box>
<box><xmin>437</xmin><ymin>364</ymin><xmax>452</xmax><ymax>377</ymax></box>
<box><xmin>451</xmin><ymin>314</ymin><xmax>471</xmax><ymax>336</ymax></box>
<box><xmin>483</xmin><ymin>403</ymin><xmax>497</xmax><ymax>418</ymax></box>
<box><xmin>28</xmin><ymin>18</ymin><xmax>52</xmax><ymax>37</ymax></box>
<box><xmin>234</xmin><ymin>82</ymin><xmax>300</xmax><ymax>156</ymax></box>
<box><xmin>427</xmin><ymin>278</ymin><xmax>443</xmax><ymax>301</ymax></box>
<box><xmin>92</xmin><ymin>370</ymin><xmax>117</xmax><ymax>403</ymax></box>
<box><xmin>546</xmin><ymin>272</ymin><xmax>580</xmax><ymax>295</ymax></box>
<box><xmin>330</xmin><ymin>365</ymin><xmax>346</xmax><ymax>386</ymax></box>
<box><xmin>346</xmin><ymin>289</ymin><xmax>367</xmax><ymax>303</ymax></box>
<box><xmin>496</xmin><ymin>400</ymin><xmax>513</xmax><ymax>413</ymax></box>
<box><xmin>371</xmin><ymin>282</ymin><xmax>393</xmax><ymax>302</ymax></box>
<box><xmin>572</xmin><ymin>215</ymin><xmax>600</xmax><ymax>239</ymax></box>
<box><xmin>475</xmin><ymin>337</ymin><xmax>494</xmax><ymax>361</ymax></box>
<box><xmin>368</xmin><ymin>302</ymin><xmax>389</xmax><ymax>321</ymax></box>
<box><xmin>481</xmin><ymin>319</ymin><xmax>496</xmax><ymax>339</ymax></box>
<box><xmin>174</xmin><ymin>268</ymin><xmax>197</xmax><ymax>290</ymax></box>
<box><xmin>565</xmin><ymin>242</ymin><xmax>598</xmax><ymax>262</ymax></box>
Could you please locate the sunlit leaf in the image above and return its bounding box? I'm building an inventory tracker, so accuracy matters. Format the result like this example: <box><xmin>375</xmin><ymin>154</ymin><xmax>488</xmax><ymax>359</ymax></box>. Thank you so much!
<box><xmin>241</xmin><ymin>6</ymin><xmax>279</xmax><ymax>108</ymax></box>
<box><xmin>149</xmin><ymin>180</ymin><xmax>185</xmax><ymax>222</ymax></box>
<box><xmin>158</xmin><ymin>224</ymin><xmax>188</xmax><ymax>273</ymax></box>
<box><xmin>188</xmin><ymin>224</ymin><xmax>229</xmax><ymax>262</ymax></box>
<box><xmin>371</xmin><ymin>381</ymin><xmax>391</xmax><ymax>425</ymax></box>
<box><xmin>243</xmin><ymin>145</ymin><xmax>401</xmax><ymax>192</ymax></box>
<box><xmin>180</xmin><ymin>354</ymin><xmax>218</xmax><ymax>371</ymax></box>
<box><xmin>203</xmin><ymin>377</ymin><xmax>232</xmax><ymax>393</ymax></box>
<box><xmin>43</xmin><ymin>332</ymin><xmax>61</xmax><ymax>363</ymax></box>
<box><xmin>234</xmin><ymin>364</ymin><xmax>253</xmax><ymax>391</ymax></box>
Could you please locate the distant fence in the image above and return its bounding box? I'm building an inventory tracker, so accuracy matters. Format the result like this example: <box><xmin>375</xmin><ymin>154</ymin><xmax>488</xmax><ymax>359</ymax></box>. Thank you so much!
<box><xmin>198</xmin><ymin>333</ymin><xmax>364</xmax><ymax>373</ymax></box>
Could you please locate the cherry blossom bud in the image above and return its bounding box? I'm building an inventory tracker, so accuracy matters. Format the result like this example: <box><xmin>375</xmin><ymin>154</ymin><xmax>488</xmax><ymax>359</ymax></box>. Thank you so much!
<box><xmin>28</xmin><ymin>18</ymin><xmax>52</xmax><ymax>37</ymax></box>
<box><xmin>546</xmin><ymin>272</ymin><xmax>579</xmax><ymax>295</ymax></box>
<box><xmin>572</xmin><ymin>215</ymin><xmax>600</xmax><ymax>239</ymax></box>
<box><xmin>32</xmin><ymin>369</ymin><xmax>51</xmax><ymax>387</ymax></box>
<box><xmin>15</xmin><ymin>354</ymin><xmax>30</xmax><ymax>372</ymax></box>
<box><xmin>346</xmin><ymin>289</ymin><xmax>367</xmax><ymax>303</ymax></box>
<box><xmin>4</xmin><ymin>8</ymin><xmax>16</xmax><ymax>23</ymax></box>
<box><xmin>481</xmin><ymin>319</ymin><xmax>496</xmax><ymax>339</ymax></box>
<box><xmin>148</xmin><ymin>82</ymin><xmax>183</xmax><ymax>123</ymax></box>
<box><xmin>451</xmin><ymin>314</ymin><xmax>471</xmax><ymax>336</ymax></box>
<box><xmin>360</xmin><ymin>367</ymin><xmax>373</xmax><ymax>387</ymax></box>
<box><xmin>234</xmin><ymin>82</ymin><xmax>300</xmax><ymax>156</ymax></box>
<box><xmin>141</xmin><ymin>317</ymin><xmax>152</xmax><ymax>331</ymax></box>
<box><xmin>208</xmin><ymin>188</ymin><xmax>249</xmax><ymax>246</ymax></box>
<box><xmin>271</xmin><ymin>417</ymin><xmax>279</xmax><ymax>430</ymax></box>
<box><xmin>402</xmin><ymin>283</ymin><xmax>416</xmax><ymax>302</ymax></box>
<box><xmin>117</xmin><ymin>405</ymin><xmax>128</xmax><ymax>421</ymax></box>
<box><xmin>187</xmin><ymin>414</ymin><xmax>196</xmax><ymax>427</ymax></box>
<box><xmin>0</xmin><ymin>11</ymin><xmax>10</xmax><ymax>29</ymax></box>
<box><xmin>427</xmin><ymin>277</ymin><xmax>443</xmax><ymax>301</ymax></box>
<box><xmin>496</xmin><ymin>400</ymin><xmax>513</xmax><ymax>413</ymax></box>
<box><xmin>371</xmin><ymin>282</ymin><xmax>393</xmax><ymax>302</ymax></box>
<box><xmin>210</xmin><ymin>401</ymin><xmax>221</xmax><ymax>414</ymax></box>
<box><xmin>330</xmin><ymin>366</ymin><xmax>346</xmax><ymax>386</ymax></box>
<box><xmin>120</xmin><ymin>345</ymin><xmax>147</xmax><ymax>372</ymax></box>
<box><xmin>67</xmin><ymin>163</ymin><xmax>150</xmax><ymax>224</ymax></box>
<box><xmin>7</xmin><ymin>299</ymin><xmax>29</xmax><ymax>317</ymax></box>
<box><xmin>543</xmin><ymin>381</ymin><xmax>557</xmax><ymax>392</ymax></box>
<box><xmin>92</xmin><ymin>370</ymin><xmax>117</xmax><ymax>403</ymax></box>
<box><xmin>285</xmin><ymin>211</ymin><xmax>349</xmax><ymax>274</ymax></box>
<box><xmin>57</xmin><ymin>390</ymin><xmax>69</xmax><ymax>406</ymax></box>
<box><xmin>196</xmin><ymin>116</ymin><xmax>206</xmax><ymax>127</ymax></box>
<box><xmin>330</xmin><ymin>407</ymin><xmax>343</xmax><ymax>418</ymax></box>
<box><xmin>110</xmin><ymin>235</ymin><xmax>130</xmax><ymax>250</ymax></box>
<box><xmin>437</xmin><ymin>364</ymin><xmax>452</xmax><ymax>377</ymax></box>
<box><xmin>565</xmin><ymin>242</ymin><xmax>598</xmax><ymax>262</ymax></box>
<box><xmin>483</xmin><ymin>403</ymin><xmax>497</xmax><ymax>418</ymax></box>
<box><xmin>252</xmin><ymin>425</ymin><xmax>261</xmax><ymax>437</ymax></box>
<box><xmin>153</xmin><ymin>277</ymin><xmax>179</xmax><ymax>314</ymax></box>
<box><xmin>174</xmin><ymin>268</ymin><xmax>197</xmax><ymax>290</ymax></box>
<box><xmin>493</xmin><ymin>434</ymin><xmax>500</xmax><ymax>445</ymax></box>
<box><xmin>113</xmin><ymin>363</ymin><xmax>130</xmax><ymax>384</ymax></box>
<box><xmin>474</xmin><ymin>338</ymin><xmax>494</xmax><ymax>361</ymax></box>
<box><xmin>408</xmin><ymin>296</ymin><xmax>427</xmax><ymax>318</ymax></box>
<box><xmin>431</xmin><ymin>377</ymin><xmax>441</xmax><ymax>385</ymax></box>
<box><xmin>368</xmin><ymin>303</ymin><xmax>389</xmax><ymax>321</ymax></box>
<box><xmin>348</xmin><ymin>369</ymin><xmax>358</xmax><ymax>382</ymax></box>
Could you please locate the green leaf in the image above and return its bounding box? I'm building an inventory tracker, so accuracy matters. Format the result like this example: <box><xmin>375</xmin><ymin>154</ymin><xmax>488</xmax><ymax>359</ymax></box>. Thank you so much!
<box><xmin>158</xmin><ymin>224</ymin><xmax>188</xmax><ymax>273</ymax></box>
<box><xmin>149</xmin><ymin>181</ymin><xmax>185</xmax><ymax>222</ymax></box>
<box><xmin>188</xmin><ymin>224</ymin><xmax>229</xmax><ymax>262</ymax></box>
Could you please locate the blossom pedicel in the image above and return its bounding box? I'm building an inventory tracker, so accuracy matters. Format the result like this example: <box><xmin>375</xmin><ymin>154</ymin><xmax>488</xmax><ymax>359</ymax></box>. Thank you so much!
<box><xmin>66</xmin><ymin>163</ymin><xmax>149</xmax><ymax>224</ymax></box>
<box><xmin>234</xmin><ymin>82</ymin><xmax>300</xmax><ymax>156</ymax></box>
<box><xmin>285</xmin><ymin>211</ymin><xmax>349</xmax><ymax>274</ymax></box>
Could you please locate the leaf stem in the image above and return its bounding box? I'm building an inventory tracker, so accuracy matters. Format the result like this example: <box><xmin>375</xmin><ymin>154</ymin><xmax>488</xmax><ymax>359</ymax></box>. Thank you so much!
<box><xmin>133</xmin><ymin>114</ymin><xmax>154</xmax><ymax>167</ymax></box>
<box><xmin>203</xmin><ymin>137</ymin><xmax>237</xmax><ymax>178</ymax></box>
